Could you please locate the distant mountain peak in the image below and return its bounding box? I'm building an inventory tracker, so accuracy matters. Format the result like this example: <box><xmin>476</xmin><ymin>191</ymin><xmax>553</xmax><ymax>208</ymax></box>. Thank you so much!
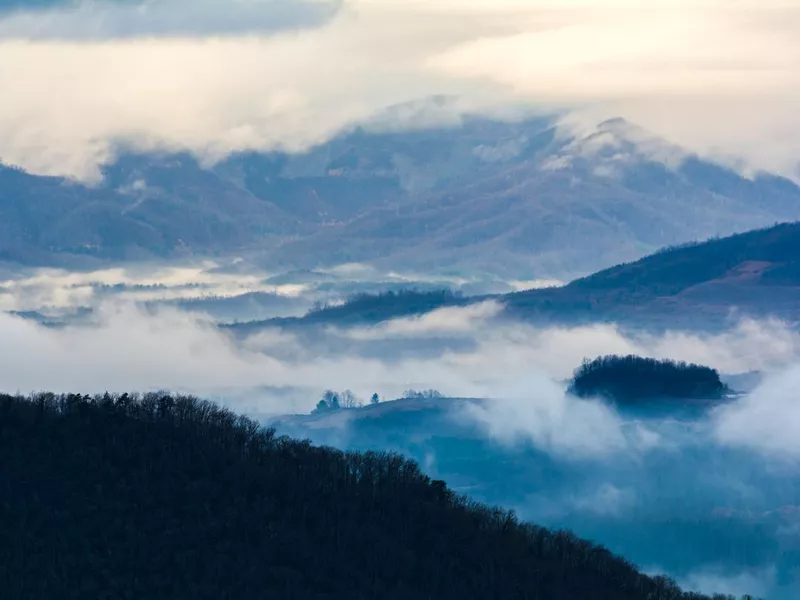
<box><xmin>552</xmin><ymin>116</ymin><xmax>689</xmax><ymax>176</ymax></box>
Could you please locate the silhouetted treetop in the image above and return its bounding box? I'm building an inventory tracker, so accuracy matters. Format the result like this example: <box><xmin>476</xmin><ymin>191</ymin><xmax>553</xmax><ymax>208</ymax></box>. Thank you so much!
<box><xmin>568</xmin><ymin>355</ymin><xmax>728</xmax><ymax>404</ymax></box>
<box><xmin>0</xmin><ymin>391</ymin><xmax>749</xmax><ymax>600</ymax></box>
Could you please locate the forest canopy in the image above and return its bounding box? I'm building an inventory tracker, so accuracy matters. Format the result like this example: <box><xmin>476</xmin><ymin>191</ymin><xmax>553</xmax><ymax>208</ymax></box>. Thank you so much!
<box><xmin>0</xmin><ymin>391</ymin><xmax>750</xmax><ymax>600</ymax></box>
<box><xmin>568</xmin><ymin>355</ymin><xmax>729</xmax><ymax>404</ymax></box>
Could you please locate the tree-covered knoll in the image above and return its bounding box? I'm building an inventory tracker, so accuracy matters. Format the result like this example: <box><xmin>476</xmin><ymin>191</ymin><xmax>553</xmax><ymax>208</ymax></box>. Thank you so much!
<box><xmin>568</xmin><ymin>355</ymin><xmax>728</xmax><ymax>404</ymax></box>
<box><xmin>0</xmin><ymin>392</ymin><xmax>750</xmax><ymax>599</ymax></box>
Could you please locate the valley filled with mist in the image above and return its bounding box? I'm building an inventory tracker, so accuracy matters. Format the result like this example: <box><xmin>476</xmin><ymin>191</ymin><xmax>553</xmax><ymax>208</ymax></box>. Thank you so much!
<box><xmin>2</xmin><ymin>237</ymin><xmax>799</xmax><ymax>598</ymax></box>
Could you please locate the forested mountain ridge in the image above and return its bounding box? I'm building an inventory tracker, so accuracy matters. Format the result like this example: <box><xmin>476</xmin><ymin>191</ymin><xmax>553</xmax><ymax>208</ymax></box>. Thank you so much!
<box><xmin>229</xmin><ymin>221</ymin><xmax>800</xmax><ymax>333</ymax></box>
<box><xmin>506</xmin><ymin>221</ymin><xmax>800</xmax><ymax>327</ymax></box>
<box><xmin>2</xmin><ymin>113</ymin><xmax>799</xmax><ymax>277</ymax></box>
<box><xmin>0</xmin><ymin>391</ymin><xmax>751</xmax><ymax>600</ymax></box>
<box><xmin>563</xmin><ymin>221</ymin><xmax>800</xmax><ymax>293</ymax></box>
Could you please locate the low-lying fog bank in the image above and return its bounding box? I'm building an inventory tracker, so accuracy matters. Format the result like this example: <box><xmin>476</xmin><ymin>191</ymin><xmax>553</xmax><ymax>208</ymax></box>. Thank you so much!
<box><xmin>0</xmin><ymin>259</ymin><xmax>527</xmax><ymax>322</ymax></box>
<box><xmin>1</xmin><ymin>262</ymin><xmax>799</xmax><ymax>599</ymax></box>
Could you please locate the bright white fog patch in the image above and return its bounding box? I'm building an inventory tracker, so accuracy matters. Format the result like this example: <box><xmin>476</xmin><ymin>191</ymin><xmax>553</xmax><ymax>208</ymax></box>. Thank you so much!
<box><xmin>455</xmin><ymin>370</ymin><xmax>664</xmax><ymax>459</ymax></box>
<box><xmin>341</xmin><ymin>313</ymin><xmax>800</xmax><ymax>382</ymax></box>
<box><xmin>0</xmin><ymin>301</ymin><xmax>517</xmax><ymax>412</ymax></box>
<box><xmin>713</xmin><ymin>365</ymin><xmax>800</xmax><ymax>461</ymax></box>
<box><xmin>344</xmin><ymin>301</ymin><xmax>504</xmax><ymax>340</ymax></box>
<box><xmin>646</xmin><ymin>318</ymin><xmax>800</xmax><ymax>376</ymax></box>
<box><xmin>0</xmin><ymin>304</ymin><xmax>425</xmax><ymax>413</ymax></box>
<box><xmin>0</xmin><ymin>263</ymin><xmax>309</xmax><ymax>313</ymax></box>
<box><xmin>0</xmin><ymin>304</ymin><xmax>276</xmax><ymax>394</ymax></box>
<box><xmin>459</xmin><ymin>380</ymin><xmax>634</xmax><ymax>459</ymax></box>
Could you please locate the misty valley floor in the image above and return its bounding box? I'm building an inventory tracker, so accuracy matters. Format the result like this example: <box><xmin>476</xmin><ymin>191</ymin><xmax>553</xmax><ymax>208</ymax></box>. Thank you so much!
<box><xmin>0</xmin><ymin>257</ymin><xmax>798</xmax><ymax>599</ymax></box>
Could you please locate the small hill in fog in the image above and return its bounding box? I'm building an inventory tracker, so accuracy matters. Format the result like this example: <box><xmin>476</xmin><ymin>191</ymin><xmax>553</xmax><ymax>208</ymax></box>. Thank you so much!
<box><xmin>568</xmin><ymin>355</ymin><xmax>728</xmax><ymax>404</ymax></box>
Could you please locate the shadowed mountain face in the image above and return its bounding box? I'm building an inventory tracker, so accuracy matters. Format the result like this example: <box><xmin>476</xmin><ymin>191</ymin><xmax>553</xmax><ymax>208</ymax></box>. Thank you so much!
<box><xmin>2</xmin><ymin>115</ymin><xmax>799</xmax><ymax>278</ymax></box>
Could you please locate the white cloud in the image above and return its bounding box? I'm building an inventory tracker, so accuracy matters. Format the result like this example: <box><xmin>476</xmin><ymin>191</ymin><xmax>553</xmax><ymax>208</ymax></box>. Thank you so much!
<box><xmin>0</xmin><ymin>0</ymin><xmax>798</xmax><ymax>179</ymax></box>
<box><xmin>344</xmin><ymin>300</ymin><xmax>504</xmax><ymax>340</ymax></box>
<box><xmin>565</xmin><ymin>96</ymin><xmax>800</xmax><ymax>179</ymax></box>
<box><xmin>429</xmin><ymin>7</ymin><xmax>798</xmax><ymax>99</ymax></box>
<box><xmin>646</xmin><ymin>319</ymin><xmax>800</xmax><ymax>376</ymax></box>
<box><xmin>552</xmin><ymin>116</ymin><xmax>690</xmax><ymax>174</ymax></box>
<box><xmin>713</xmin><ymin>365</ymin><xmax>800</xmax><ymax>461</ymax></box>
<box><xmin>459</xmin><ymin>381</ymin><xmax>635</xmax><ymax>460</ymax></box>
<box><xmin>0</xmin><ymin>263</ymin><xmax>309</xmax><ymax>311</ymax></box>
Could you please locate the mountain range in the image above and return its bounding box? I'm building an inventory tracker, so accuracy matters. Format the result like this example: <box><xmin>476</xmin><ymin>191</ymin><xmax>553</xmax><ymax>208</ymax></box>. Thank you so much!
<box><xmin>2</xmin><ymin>112</ymin><xmax>799</xmax><ymax>279</ymax></box>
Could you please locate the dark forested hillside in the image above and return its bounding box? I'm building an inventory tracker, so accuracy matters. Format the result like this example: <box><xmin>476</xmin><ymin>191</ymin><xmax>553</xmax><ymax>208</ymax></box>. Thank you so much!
<box><xmin>0</xmin><ymin>392</ymin><xmax>748</xmax><ymax>600</ymax></box>
<box><xmin>567</xmin><ymin>355</ymin><xmax>728</xmax><ymax>404</ymax></box>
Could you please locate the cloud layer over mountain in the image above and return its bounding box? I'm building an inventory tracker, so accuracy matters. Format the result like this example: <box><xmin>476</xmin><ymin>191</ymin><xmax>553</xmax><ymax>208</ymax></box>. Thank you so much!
<box><xmin>0</xmin><ymin>0</ymin><xmax>798</xmax><ymax>180</ymax></box>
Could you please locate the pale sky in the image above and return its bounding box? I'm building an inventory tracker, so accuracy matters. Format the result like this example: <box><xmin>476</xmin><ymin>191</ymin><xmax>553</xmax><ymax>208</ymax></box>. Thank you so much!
<box><xmin>0</xmin><ymin>0</ymin><xmax>798</xmax><ymax>179</ymax></box>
